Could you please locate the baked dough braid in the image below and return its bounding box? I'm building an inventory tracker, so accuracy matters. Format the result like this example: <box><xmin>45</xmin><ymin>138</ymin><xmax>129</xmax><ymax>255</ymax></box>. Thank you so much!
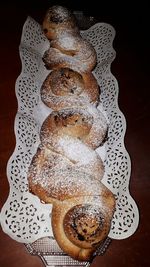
<box><xmin>40</xmin><ymin>106</ymin><xmax>108</xmax><ymax>150</ymax></box>
<box><xmin>28</xmin><ymin>165</ymin><xmax>115</xmax><ymax>261</ymax></box>
<box><xmin>41</xmin><ymin>68</ymin><xmax>100</xmax><ymax>109</ymax></box>
<box><xmin>42</xmin><ymin>38</ymin><xmax>97</xmax><ymax>74</ymax></box>
<box><xmin>41</xmin><ymin>5</ymin><xmax>99</xmax><ymax>109</ymax></box>
<box><xmin>27</xmin><ymin>105</ymin><xmax>115</xmax><ymax>261</ymax></box>
<box><xmin>42</xmin><ymin>6</ymin><xmax>97</xmax><ymax>73</ymax></box>
<box><xmin>52</xmin><ymin>190</ymin><xmax>115</xmax><ymax>261</ymax></box>
<box><xmin>27</xmin><ymin>5</ymin><xmax>116</xmax><ymax>262</ymax></box>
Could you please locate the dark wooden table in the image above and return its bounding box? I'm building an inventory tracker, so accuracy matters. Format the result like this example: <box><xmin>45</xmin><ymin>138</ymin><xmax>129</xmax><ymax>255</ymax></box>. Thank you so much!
<box><xmin>0</xmin><ymin>1</ymin><xmax>149</xmax><ymax>266</ymax></box>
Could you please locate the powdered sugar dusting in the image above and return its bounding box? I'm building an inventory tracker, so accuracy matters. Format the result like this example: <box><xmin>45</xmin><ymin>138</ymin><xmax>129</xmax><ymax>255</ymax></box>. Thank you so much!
<box><xmin>41</xmin><ymin>68</ymin><xmax>94</xmax><ymax>109</ymax></box>
<box><xmin>29</xmin><ymin>151</ymin><xmax>105</xmax><ymax>201</ymax></box>
<box><xmin>43</xmin><ymin>18</ymin><xmax>97</xmax><ymax>73</ymax></box>
<box><xmin>58</xmin><ymin>135</ymin><xmax>97</xmax><ymax>164</ymax></box>
<box><xmin>55</xmin><ymin>135</ymin><xmax>104</xmax><ymax>180</ymax></box>
<box><xmin>39</xmin><ymin>105</ymin><xmax>108</xmax><ymax>151</ymax></box>
<box><xmin>27</xmin><ymin>5</ymin><xmax>114</xmax><ymax>247</ymax></box>
<box><xmin>43</xmin><ymin>45</ymin><xmax>96</xmax><ymax>73</ymax></box>
<box><xmin>85</xmin><ymin>104</ymin><xmax>108</xmax><ymax>147</ymax></box>
<box><xmin>47</xmin><ymin>5</ymin><xmax>72</xmax><ymax>23</ymax></box>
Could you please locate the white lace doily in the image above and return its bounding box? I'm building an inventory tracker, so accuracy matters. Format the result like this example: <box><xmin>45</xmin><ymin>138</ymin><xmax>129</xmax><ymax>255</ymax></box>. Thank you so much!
<box><xmin>0</xmin><ymin>16</ymin><xmax>139</xmax><ymax>266</ymax></box>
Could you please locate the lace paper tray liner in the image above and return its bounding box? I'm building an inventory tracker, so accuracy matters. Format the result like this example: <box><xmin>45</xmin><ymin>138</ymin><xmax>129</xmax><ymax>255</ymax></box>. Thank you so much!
<box><xmin>0</xmin><ymin>16</ymin><xmax>139</xmax><ymax>266</ymax></box>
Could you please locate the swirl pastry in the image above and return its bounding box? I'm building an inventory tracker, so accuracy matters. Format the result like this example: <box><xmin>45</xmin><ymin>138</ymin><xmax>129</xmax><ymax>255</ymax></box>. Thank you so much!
<box><xmin>42</xmin><ymin>5</ymin><xmax>97</xmax><ymax>73</ymax></box>
<box><xmin>39</xmin><ymin>107</ymin><xmax>106</xmax><ymax>180</ymax></box>
<box><xmin>27</xmin><ymin>4</ymin><xmax>116</xmax><ymax>262</ymax></box>
<box><xmin>41</xmin><ymin>68</ymin><xmax>100</xmax><ymax>109</ymax></box>
<box><xmin>52</xmin><ymin>192</ymin><xmax>115</xmax><ymax>261</ymax></box>
<box><xmin>28</xmin><ymin>166</ymin><xmax>115</xmax><ymax>261</ymax></box>
<box><xmin>40</xmin><ymin>106</ymin><xmax>108</xmax><ymax>150</ymax></box>
<box><xmin>42</xmin><ymin>5</ymin><xmax>80</xmax><ymax>40</ymax></box>
<box><xmin>27</xmin><ymin>104</ymin><xmax>114</xmax><ymax>261</ymax></box>
<box><xmin>41</xmin><ymin>5</ymin><xmax>100</xmax><ymax>111</ymax></box>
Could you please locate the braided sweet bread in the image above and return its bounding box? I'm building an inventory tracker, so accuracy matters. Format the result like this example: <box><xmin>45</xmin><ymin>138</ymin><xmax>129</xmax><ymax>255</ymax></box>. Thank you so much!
<box><xmin>28</xmin><ymin>165</ymin><xmax>115</xmax><ymax>261</ymax></box>
<box><xmin>27</xmin><ymin>5</ymin><xmax>116</xmax><ymax>262</ymax></box>
<box><xmin>41</xmin><ymin>5</ymin><xmax>99</xmax><ymax>110</ymax></box>
<box><xmin>40</xmin><ymin>106</ymin><xmax>108</xmax><ymax>149</ymax></box>
<box><xmin>41</xmin><ymin>68</ymin><xmax>100</xmax><ymax>109</ymax></box>
<box><xmin>42</xmin><ymin>6</ymin><xmax>97</xmax><ymax>73</ymax></box>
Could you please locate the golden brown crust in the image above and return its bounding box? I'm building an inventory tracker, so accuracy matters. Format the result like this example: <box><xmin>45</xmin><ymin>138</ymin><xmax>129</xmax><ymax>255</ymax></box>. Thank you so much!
<box><xmin>41</xmin><ymin>68</ymin><xmax>100</xmax><ymax>109</ymax></box>
<box><xmin>27</xmin><ymin>143</ymin><xmax>115</xmax><ymax>261</ymax></box>
<box><xmin>42</xmin><ymin>6</ymin><xmax>97</xmax><ymax>73</ymax></box>
<box><xmin>42</xmin><ymin>5</ymin><xmax>80</xmax><ymax>40</ymax></box>
<box><xmin>51</xmin><ymin>194</ymin><xmax>115</xmax><ymax>261</ymax></box>
<box><xmin>40</xmin><ymin>108</ymin><xmax>93</xmax><ymax>142</ymax></box>
<box><xmin>42</xmin><ymin>41</ymin><xmax>97</xmax><ymax>74</ymax></box>
<box><xmin>27</xmin><ymin>138</ymin><xmax>115</xmax><ymax>261</ymax></box>
<box><xmin>27</xmin><ymin>142</ymin><xmax>105</xmax><ymax>200</ymax></box>
<box><xmin>40</xmin><ymin>106</ymin><xmax>108</xmax><ymax>150</ymax></box>
<box><xmin>27</xmin><ymin>5</ymin><xmax>116</xmax><ymax>262</ymax></box>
